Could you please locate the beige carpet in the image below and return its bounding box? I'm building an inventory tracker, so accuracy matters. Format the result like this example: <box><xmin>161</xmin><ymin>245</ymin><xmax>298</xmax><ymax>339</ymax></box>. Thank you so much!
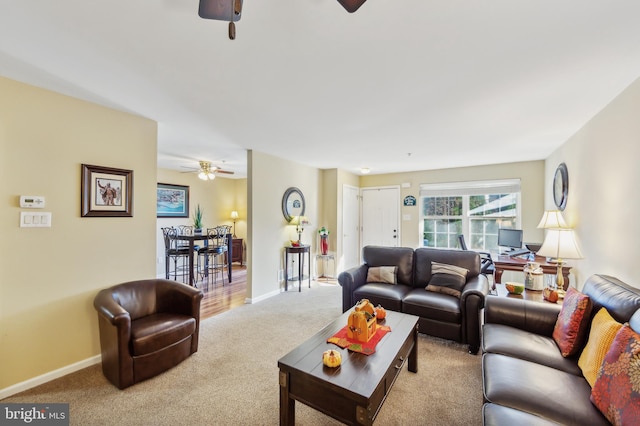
<box><xmin>3</xmin><ymin>283</ymin><xmax>483</xmax><ymax>425</ymax></box>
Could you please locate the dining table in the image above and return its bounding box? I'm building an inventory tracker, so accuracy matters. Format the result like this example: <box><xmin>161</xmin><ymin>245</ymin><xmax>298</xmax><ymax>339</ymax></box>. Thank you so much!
<box><xmin>172</xmin><ymin>233</ymin><xmax>233</xmax><ymax>286</ymax></box>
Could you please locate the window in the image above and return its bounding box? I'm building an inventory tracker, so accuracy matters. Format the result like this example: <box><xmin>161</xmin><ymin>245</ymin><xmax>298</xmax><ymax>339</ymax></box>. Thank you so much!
<box><xmin>420</xmin><ymin>180</ymin><xmax>520</xmax><ymax>252</ymax></box>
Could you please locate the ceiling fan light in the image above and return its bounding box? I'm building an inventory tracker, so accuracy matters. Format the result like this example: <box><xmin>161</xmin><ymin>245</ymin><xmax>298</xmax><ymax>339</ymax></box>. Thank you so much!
<box><xmin>207</xmin><ymin>172</ymin><xmax>216</xmax><ymax>180</ymax></box>
<box><xmin>198</xmin><ymin>171</ymin><xmax>208</xmax><ymax>180</ymax></box>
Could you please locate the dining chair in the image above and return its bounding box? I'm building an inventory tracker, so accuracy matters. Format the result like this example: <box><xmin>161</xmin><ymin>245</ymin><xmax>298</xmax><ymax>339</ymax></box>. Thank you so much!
<box><xmin>197</xmin><ymin>225</ymin><xmax>231</xmax><ymax>288</ymax></box>
<box><xmin>161</xmin><ymin>227</ymin><xmax>190</xmax><ymax>283</ymax></box>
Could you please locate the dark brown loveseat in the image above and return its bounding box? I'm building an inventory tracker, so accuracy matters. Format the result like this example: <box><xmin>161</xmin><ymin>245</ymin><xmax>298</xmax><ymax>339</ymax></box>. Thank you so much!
<box><xmin>482</xmin><ymin>274</ymin><xmax>640</xmax><ymax>425</ymax></box>
<box><xmin>94</xmin><ymin>279</ymin><xmax>203</xmax><ymax>389</ymax></box>
<box><xmin>338</xmin><ymin>246</ymin><xmax>490</xmax><ymax>354</ymax></box>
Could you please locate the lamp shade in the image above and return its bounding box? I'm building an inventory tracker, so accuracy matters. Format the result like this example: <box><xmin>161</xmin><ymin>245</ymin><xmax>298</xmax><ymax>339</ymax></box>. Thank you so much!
<box><xmin>537</xmin><ymin>228</ymin><xmax>583</xmax><ymax>260</ymax></box>
<box><xmin>289</xmin><ymin>216</ymin><xmax>310</xmax><ymax>226</ymax></box>
<box><xmin>537</xmin><ymin>210</ymin><xmax>568</xmax><ymax>229</ymax></box>
<box><xmin>231</xmin><ymin>210</ymin><xmax>239</xmax><ymax>220</ymax></box>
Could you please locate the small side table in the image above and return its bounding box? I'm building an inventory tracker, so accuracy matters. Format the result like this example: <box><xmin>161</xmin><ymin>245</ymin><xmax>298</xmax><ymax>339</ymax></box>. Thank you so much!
<box><xmin>284</xmin><ymin>245</ymin><xmax>311</xmax><ymax>292</ymax></box>
<box><xmin>315</xmin><ymin>253</ymin><xmax>336</xmax><ymax>281</ymax></box>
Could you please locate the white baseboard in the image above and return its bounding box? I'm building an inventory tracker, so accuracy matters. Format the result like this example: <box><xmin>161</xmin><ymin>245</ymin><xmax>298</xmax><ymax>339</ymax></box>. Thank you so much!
<box><xmin>245</xmin><ymin>288</ymin><xmax>280</xmax><ymax>304</ymax></box>
<box><xmin>0</xmin><ymin>355</ymin><xmax>101</xmax><ymax>400</ymax></box>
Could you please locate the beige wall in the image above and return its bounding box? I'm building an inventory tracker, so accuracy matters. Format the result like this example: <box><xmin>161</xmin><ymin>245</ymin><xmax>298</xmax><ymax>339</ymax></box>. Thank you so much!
<box><xmin>544</xmin><ymin>77</ymin><xmax>640</xmax><ymax>289</ymax></box>
<box><xmin>0</xmin><ymin>77</ymin><xmax>158</xmax><ymax>390</ymax></box>
<box><xmin>155</xmin><ymin>168</ymin><xmax>247</xmax><ymax>278</ymax></box>
<box><xmin>247</xmin><ymin>150</ymin><xmax>321</xmax><ymax>301</ymax></box>
<box><xmin>360</xmin><ymin>161</ymin><xmax>546</xmax><ymax>249</ymax></box>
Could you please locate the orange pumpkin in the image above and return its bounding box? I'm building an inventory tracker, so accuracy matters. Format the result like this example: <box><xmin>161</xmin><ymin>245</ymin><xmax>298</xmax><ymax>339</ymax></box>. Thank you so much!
<box><xmin>322</xmin><ymin>349</ymin><xmax>342</xmax><ymax>368</ymax></box>
<box><xmin>376</xmin><ymin>305</ymin><xmax>386</xmax><ymax>320</ymax></box>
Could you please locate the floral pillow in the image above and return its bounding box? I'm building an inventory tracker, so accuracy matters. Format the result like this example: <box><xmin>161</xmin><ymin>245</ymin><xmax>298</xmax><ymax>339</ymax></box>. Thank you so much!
<box><xmin>590</xmin><ymin>324</ymin><xmax>640</xmax><ymax>425</ymax></box>
<box><xmin>552</xmin><ymin>287</ymin><xmax>592</xmax><ymax>357</ymax></box>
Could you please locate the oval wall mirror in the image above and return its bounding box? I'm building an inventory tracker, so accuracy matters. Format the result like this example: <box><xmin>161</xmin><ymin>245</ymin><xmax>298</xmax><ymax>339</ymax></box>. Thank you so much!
<box><xmin>282</xmin><ymin>187</ymin><xmax>305</xmax><ymax>221</ymax></box>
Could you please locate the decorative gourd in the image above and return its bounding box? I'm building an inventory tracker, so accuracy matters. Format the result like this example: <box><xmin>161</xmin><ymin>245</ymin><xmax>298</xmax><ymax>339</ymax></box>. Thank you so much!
<box><xmin>322</xmin><ymin>349</ymin><xmax>342</xmax><ymax>368</ymax></box>
<box><xmin>376</xmin><ymin>305</ymin><xmax>386</xmax><ymax>320</ymax></box>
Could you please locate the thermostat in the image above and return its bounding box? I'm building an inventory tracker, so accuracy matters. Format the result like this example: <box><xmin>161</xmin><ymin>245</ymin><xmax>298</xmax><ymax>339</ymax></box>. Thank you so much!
<box><xmin>20</xmin><ymin>195</ymin><xmax>45</xmax><ymax>208</ymax></box>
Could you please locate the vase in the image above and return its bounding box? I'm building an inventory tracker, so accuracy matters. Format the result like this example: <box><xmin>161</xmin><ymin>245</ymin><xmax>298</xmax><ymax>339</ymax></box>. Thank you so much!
<box><xmin>320</xmin><ymin>235</ymin><xmax>329</xmax><ymax>255</ymax></box>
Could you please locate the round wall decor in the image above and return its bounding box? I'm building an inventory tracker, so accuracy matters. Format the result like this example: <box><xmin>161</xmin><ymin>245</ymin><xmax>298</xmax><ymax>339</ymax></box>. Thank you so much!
<box><xmin>553</xmin><ymin>163</ymin><xmax>569</xmax><ymax>211</ymax></box>
<box><xmin>282</xmin><ymin>187</ymin><xmax>306</xmax><ymax>221</ymax></box>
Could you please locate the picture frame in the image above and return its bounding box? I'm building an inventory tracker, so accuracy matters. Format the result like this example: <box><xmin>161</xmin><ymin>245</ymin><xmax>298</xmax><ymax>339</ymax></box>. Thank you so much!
<box><xmin>157</xmin><ymin>183</ymin><xmax>190</xmax><ymax>218</ymax></box>
<box><xmin>81</xmin><ymin>164</ymin><xmax>133</xmax><ymax>217</ymax></box>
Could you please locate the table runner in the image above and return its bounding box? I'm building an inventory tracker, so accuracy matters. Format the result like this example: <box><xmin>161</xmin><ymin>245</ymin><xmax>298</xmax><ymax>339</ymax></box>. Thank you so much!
<box><xmin>327</xmin><ymin>324</ymin><xmax>391</xmax><ymax>355</ymax></box>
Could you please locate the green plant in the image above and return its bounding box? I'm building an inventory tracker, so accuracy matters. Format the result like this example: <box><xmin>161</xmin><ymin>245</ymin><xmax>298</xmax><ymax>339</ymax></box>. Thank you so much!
<box><xmin>193</xmin><ymin>204</ymin><xmax>203</xmax><ymax>229</ymax></box>
<box><xmin>318</xmin><ymin>226</ymin><xmax>330</xmax><ymax>236</ymax></box>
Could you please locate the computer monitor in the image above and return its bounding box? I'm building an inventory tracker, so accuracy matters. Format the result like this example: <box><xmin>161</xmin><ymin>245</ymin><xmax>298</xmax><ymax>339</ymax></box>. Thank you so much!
<box><xmin>498</xmin><ymin>228</ymin><xmax>523</xmax><ymax>250</ymax></box>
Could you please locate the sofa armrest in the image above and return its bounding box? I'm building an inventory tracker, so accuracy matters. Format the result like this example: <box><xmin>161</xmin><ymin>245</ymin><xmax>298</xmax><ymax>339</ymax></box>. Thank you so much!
<box><xmin>484</xmin><ymin>296</ymin><xmax>562</xmax><ymax>337</ymax></box>
<box><xmin>338</xmin><ymin>265</ymin><xmax>369</xmax><ymax>312</ymax></box>
<box><xmin>460</xmin><ymin>275</ymin><xmax>490</xmax><ymax>354</ymax></box>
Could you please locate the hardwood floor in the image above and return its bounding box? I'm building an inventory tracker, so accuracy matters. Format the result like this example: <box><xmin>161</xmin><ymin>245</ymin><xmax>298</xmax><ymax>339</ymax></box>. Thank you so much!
<box><xmin>198</xmin><ymin>265</ymin><xmax>247</xmax><ymax>320</ymax></box>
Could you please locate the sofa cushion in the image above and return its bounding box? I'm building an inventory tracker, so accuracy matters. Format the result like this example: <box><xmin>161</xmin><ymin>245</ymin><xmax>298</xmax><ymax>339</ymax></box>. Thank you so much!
<box><xmin>553</xmin><ymin>287</ymin><xmax>592</xmax><ymax>357</ymax></box>
<box><xmin>353</xmin><ymin>283</ymin><xmax>413</xmax><ymax>312</ymax></box>
<box><xmin>425</xmin><ymin>261</ymin><xmax>468</xmax><ymax>298</ymax></box>
<box><xmin>414</xmin><ymin>248</ymin><xmax>480</xmax><ymax>288</ymax></box>
<box><xmin>590</xmin><ymin>324</ymin><xmax>640</xmax><ymax>425</ymax></box>
<box><xmin>131</xmin><ymin>313</ymin><xmax>196</xmax><ymax>356</ymax></box>
<box><xmin>483</xmin><ymin>323</ymin><xmax>582</xmax><ymax>375</ymax></box>
<box><xmin>483</xmin><ymin>353</ymin><xmax>609</xmax><ymax>425</ymax></box>
<box><xmin>402</xmin><ymin>289</ymin><xmax>461</xmax><ymax>324</ymax></box>
<box><xmin>362</xmin><ymin>246</ymin><xmax>414</xmax><ymax>286</ymax></box>
<box><xmin>578</xmin><ymin>307</ymin><xmax>623</xmax><ymax>387</ymax></box>
<box><xmin>366</xmin><ymin>266</ymin><xmax>397</xmax><ymax>284</ymax></box>
<box><xmin>482</xmin><ymin>403</ymin><xmax>560</xmax><ymax>426</ymax></box>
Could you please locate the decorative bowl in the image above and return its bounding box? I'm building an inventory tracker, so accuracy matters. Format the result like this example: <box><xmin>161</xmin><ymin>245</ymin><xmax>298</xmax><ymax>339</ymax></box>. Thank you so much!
<box><xmin>505</xmin><ymin>282</ymin><xmax>525</xmax><ymax>295</ymax></box>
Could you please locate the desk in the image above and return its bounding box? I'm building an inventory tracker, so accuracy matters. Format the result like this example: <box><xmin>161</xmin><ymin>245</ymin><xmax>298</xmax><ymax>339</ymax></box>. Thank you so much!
<box><xmin>493</xmin><ymin>255</ymin><xmax>571</xmax><ymax>290</ymax></box>
<box><xmin>284</xmin><ymin>245</ymin><xmax>310</xmax><ymax>292</ymax></box>
<box><xmin>173</xmin><ymin>233</ymin><xmax>233</xmax><ymax>286</ymax></box>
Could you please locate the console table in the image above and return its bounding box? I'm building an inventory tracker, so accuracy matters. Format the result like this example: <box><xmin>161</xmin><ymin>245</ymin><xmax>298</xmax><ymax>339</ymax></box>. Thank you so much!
<box><xmin>231</xmin><ymin>238</ymin><xmax>243</xmax><ymax>265</ymax></box>
<box><xmin>284</xmin><ymin>245</ymin><xmax>310</xmax><ymax>292</ymax></box>
<box><xmin>493</xmin><ymin>255</ymin><xmax>572</xmax><ymax>290</ymax></box>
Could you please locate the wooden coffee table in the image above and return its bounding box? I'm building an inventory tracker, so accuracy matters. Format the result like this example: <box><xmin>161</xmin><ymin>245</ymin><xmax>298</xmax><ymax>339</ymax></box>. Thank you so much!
<box><xmin>277</xmin><ymin>310</ymin><xmax>419</xmax><ymax>425</ymax></box>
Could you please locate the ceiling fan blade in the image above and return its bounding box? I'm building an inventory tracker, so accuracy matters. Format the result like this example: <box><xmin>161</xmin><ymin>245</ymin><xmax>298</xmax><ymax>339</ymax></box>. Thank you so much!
<box><xmin>215</xmin><ymin>170</ymin><xmax>235</xmax><ymax>175</ymax></box>
<box><xmin>337</xmin><ymin>0</ymin><xmax>367</xmax><ymax>13</ymax></box>
<box><xmin>198</xmin><ymin>0</ymin><xmax>242</xmax><ymax>21</ymax></box>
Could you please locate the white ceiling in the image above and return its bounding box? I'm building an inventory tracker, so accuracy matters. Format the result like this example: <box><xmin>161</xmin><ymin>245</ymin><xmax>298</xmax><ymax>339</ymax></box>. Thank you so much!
<box><xmin>2</xmin><ymin>1</ymin><xmax>640</xmax><ymax>178</ymax></box>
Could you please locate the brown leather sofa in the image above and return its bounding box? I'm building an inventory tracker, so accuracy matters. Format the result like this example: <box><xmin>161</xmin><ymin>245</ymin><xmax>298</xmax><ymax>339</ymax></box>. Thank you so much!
<box><xmin>94</xmin><ymin>279</ymin><xmax>203</xmax><ymax>389</ymax></box>
<box><xmin>338</xmin><ymin>246</ymin><xmax>489</xmax><ymax>354</ymax></box>
<box><xmin>482</xmin><ymin>274</ymin><xmax>640</xmax><ymax>425</ymax></box>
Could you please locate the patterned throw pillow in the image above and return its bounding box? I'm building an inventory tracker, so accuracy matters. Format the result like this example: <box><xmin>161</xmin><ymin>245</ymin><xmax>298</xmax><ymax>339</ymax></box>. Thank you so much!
<box><xmin>425</xmin><ymin>261</ymin><xmax>469</xmax><ymax>298</ymax></box>
<box><xmin>366</xmin><ymin>266</ymin><xmax>397</xmax><ymax>284</ymax></box>
<box><xmin>578</xmin><ymin>308</ymin><xmax>623</xmax><ymax>387</ymax></box>
<box><xmin>590</xmin><ymin>324</ymin><xmax>640</xmax><ymax>425</ymax></box>
<box><xmin>552</xmin><ymin>287</ymin><xmax>592</xmax><ymax>357</ymax></box>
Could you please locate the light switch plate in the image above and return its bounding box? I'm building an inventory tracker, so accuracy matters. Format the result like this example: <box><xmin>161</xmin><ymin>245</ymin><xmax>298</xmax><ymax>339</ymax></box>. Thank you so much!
<box><xmin>20</xmin><ymin>211</ymin><xmax>52</xmax><ymax>227</ymax></box>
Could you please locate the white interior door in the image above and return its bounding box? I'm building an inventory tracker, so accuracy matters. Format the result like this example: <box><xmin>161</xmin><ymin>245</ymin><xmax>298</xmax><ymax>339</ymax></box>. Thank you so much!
<box><xmin>342</xmin><ymin>185</ymin><xmax>360</xmax><ymax>270</ymax></box>
<box><xmin>361</xmin><ymin>187</ymin><xmax>400</xmax><ymax>247</ymax></box>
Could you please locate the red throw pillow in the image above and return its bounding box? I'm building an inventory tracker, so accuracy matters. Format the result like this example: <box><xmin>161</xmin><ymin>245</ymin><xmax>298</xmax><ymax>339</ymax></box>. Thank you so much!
<box><xmin>552</xmin><ymin>287</ymin><xmax>592</xmax><ymax>357</ymax></box>
<box><xmin>590</xmin><ymin>324</ymin><xmax>640</xmax><ymax>425</ymax></box>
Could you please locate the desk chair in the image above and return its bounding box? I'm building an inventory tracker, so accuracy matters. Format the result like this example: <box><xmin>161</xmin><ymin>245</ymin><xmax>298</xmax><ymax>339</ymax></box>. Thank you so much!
<box><xmin>458</xmin><ymin>235</ymin><xmax>495</xmax><ymax>276</ymax></box>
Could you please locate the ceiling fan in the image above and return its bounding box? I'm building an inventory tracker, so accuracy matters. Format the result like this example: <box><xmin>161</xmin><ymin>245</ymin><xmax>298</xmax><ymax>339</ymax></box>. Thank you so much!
<box><xmin>181</xmin><ymin>161</ymin><xmax>234</xmax><ymax>181</ymax></box>
<box><xmin>198</xmin><ymin>0</ymin><xmax>368</xmax><ymax>39</ymax></box>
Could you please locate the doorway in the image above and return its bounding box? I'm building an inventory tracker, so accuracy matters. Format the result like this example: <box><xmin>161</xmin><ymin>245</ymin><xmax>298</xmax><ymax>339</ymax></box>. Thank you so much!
<box><xmin>361</xmin><ymin>186</ymin><xmax>401</xmax><ymax>248</ymax></box>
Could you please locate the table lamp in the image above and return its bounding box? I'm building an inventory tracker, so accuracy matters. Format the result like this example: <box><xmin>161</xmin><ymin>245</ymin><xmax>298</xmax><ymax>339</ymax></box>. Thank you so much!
<box><xmin>536</xmin><ymin>228</ymin><xmax>583</xmax><ymax>296</ymax></box>
<box><xmin>230</xmin><ymin>210</ymin><xmax>239</xmax><ymax>238</ymax></box>
<box><xmin>290</xmin><ymin>215</ymin><xmax>310</xmax><ymax>243</ymax></box>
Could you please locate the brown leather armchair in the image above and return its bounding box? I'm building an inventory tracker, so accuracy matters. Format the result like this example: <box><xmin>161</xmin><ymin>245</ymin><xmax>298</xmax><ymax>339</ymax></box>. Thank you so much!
<box><xmin>93</xmin><ymin>279</ymin><xmax>203</xmax><ymax>389</ymax></box>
